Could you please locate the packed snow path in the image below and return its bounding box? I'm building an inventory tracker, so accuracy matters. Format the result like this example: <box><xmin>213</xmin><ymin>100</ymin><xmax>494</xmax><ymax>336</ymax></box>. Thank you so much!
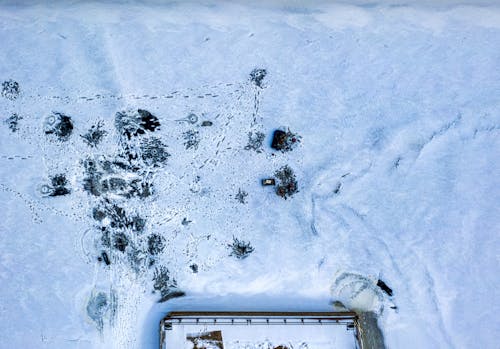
<box><xmin>1</xmin><ymin>2</ymin><xmax>499</xmax><ymax>348</ymax></box>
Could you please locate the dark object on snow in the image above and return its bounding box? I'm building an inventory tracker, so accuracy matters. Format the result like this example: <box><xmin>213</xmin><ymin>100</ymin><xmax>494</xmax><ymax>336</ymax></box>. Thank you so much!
<box><xmin>190</xmin><ymin>264</ymin><xmax>198</xmax><ymax>273</ymax></box>
<box><xmin>44</xmin><ymin>112</ymin><xmax>74</xmax><ymax>141</ymax></box>
<box><xmin>376</xmin><ymin>279</ymin><xmax>393</xmax><ymax>297</ymax></box>
<box><xmin>275</xmin><ymin>165</ymin><xmax>298</xmax><ymax>199</ymax></box>
<box><xmin>261</xmin><ymin>178</ymin><xmax>275</xmax><ymax>186</ymax></box>
<box><xmin>201</xmin><ymin>120</ymin><xmax>213</xmax><ymax>126</ymax></box>
<box><xmin>228</xmin><ymin>237</ymin><xmax>254</xmax><ymax>259</ymax></box>
<box><xmin>4</xmin><ymin>113</ymin><xmax>22</xmax><ymax>132</ymax></box>
<box><xmin>81</xmin><ymin>120</ymin><xmax>107</xmax><ymax>147</ymax></box>
<box><xmin>153</xmin><ymin>266</ymin><xmax>186</xmax><ymax>302</ymax></box>
<box><xmin>101</xmin><ymin>251</ymin><xmax>111</xmax><ymax>265</ymax></box>
<box><xmin>250</xmin><ymin>68</ymin><xmax>267</xmax><ymax>88</ymax></box>
<box><xmin>181</xmin><ymin>217</ymin><xmax>192</xmax><ymax>226</ymax></box>
<box><xmin>271</xmin><ymin>129</ymin><xmax>301</xmax><ymax>152</ymax></box>
<box><xmin>1</xmin><ymin>79</ymin><xmax>20</xmax><ymax>100</ymax></box>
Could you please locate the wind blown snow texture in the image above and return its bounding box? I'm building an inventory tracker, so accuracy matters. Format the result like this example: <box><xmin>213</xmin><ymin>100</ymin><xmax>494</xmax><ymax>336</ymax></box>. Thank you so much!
<box><xmin>0</xmin><ymin>1</ymin><xmax>499</xmax><ymax>349</ymax></box>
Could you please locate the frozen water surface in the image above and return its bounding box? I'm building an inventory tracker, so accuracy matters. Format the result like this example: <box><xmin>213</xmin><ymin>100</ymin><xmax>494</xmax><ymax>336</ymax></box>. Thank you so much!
<box><xmin>0</xmin><ymin>1</ymin><xmax>499</xmax><ymax>348</ymax></box>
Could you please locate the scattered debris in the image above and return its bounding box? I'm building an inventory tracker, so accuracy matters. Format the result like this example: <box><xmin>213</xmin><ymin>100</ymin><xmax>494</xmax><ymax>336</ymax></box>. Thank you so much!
<box><xmin>376</xmin><ymin>279</ymin><xmax>393</xmax><ymax>297</ymax></box>
<box><xmin>274</xmin><ymin>165</ymin><xmax>298</xmax><ymax>199</ymax></box>
<box><xmin>1</xmin><ymin>79</ymin><xmax>20</xmax><ymax>100</ymax></box>
<box><xmin>81</xmin><ymin>121</ymin><xmax>107</xmax><ymax>147</ymax></box>
<box><xmin>244</xmin><ymin>131</ymin><xmax>265</xmax><ymax>152</ymax></box>
<box><xmin>140</xmin><ymin>137</ymin><xmax>170</xmax><ymax>167</ymax></box>
<box><xmin>183</xmin><ymin>130</ymin><xmax>200</xmax><ymax>150</ymax></box>
<box><xmin>201</xmin><ymin>120</ymin><xmax>213</xmax><ymax>127</ymax></box>
<box><xmin>235</xmin><ymin>188</ymin><xmax>248</xmax><ymax>204</ymax></box>
<box><xmin>228</xmin><ymin>237</ymin><xmax>254</xmax><ymax>259</ymax></box>
<box><xmin>250</xmin><ymin>68</ymin><xmax>267</xmax><ymax>88</ymax></box>
<box><xmin>152</xmin><ymin>266</ymin><xmax>186</xmax><ymax>302</ymax></box>
<box><xmin>4</xmin><ymin>113</ymin><xmax>22</xmax><ymax>132</ymax></box>
<box><xmin>261</xmin><ymin>178</ymin><xmax>275</xmax><ymax>186</ymax></box>
<box><xmin>44</xmin><ymin>112</ymin><xmax>74</xmax><ymax>141</ymax></box>
<box><xmin>271</xmin><ymin>128</ymin><xmax>301</xmax><ymax>152</ymax></box>
<box><xmin>190</xmin><ymin>264</ymin><xmax>198</xmax><ymax>273</ymax></box>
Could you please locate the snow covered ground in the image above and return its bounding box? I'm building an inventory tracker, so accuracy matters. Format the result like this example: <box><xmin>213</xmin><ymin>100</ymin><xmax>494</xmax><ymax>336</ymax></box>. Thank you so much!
<box><xmin>0</xmin><ymin>1</ymin><xmax>499</xmax><ymax>348</ymax></box>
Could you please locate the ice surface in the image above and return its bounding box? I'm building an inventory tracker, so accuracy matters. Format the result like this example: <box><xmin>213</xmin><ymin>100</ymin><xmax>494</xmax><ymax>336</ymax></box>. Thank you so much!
<box><xmin>0</xmin><ymin>1</ymin><xmax>499</xmax><ymax>348</ymax></box>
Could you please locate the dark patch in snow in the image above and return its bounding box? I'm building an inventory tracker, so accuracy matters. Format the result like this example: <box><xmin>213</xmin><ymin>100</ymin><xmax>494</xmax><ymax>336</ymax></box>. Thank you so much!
<box><xmin>228</xmin><ymin>237</ymin><xmax>254</xmax><ymax>259</ymax></box>
<box><xmin>81</xmin><ymin>121</ymin><xmax>107</xmax><ymax>147</ymax></box>
<box><xmin>190</xmin><ymin>264</ymin><xmax>198</xmax><ymax>273</ymax></box>
<box><xmin>182</xmin><ymin>217</ymin><xmax>192</xmax><ymax>226</ymax></box>
<box><xmin>44</xmin><ymin>112</ymin><xmax>74</xmax><ymax>141</ymax></box>
<box><xmin>201</xmin><ymin>120</ymin><xmax>213</xmax><ymax>127</ymax></box>
<box><xmin>152</xmin><ymin>266</ymin><xmax>185</xmax><ymax>302</ymax></box>
<box><xmin>4</xmin><ymin>113</ymin><xmax>22</xmax><ymax>132</ymax></box>
<box><xmin>275</xmin><ymin>165</ymin><xmax>298</xmax><ymax>199</ymax></box>
<box><xmin>1</xmin><ymin>79</ymin><xmax>20</xmax><ymax>100</ymax></box>
<box><xmin>244</xmin><ymin>131</ymin><xmax>265</xmax><ymax>152</ymax></box>
<box><xmin>250</xmin><ymin>69</ymin><xmax>267</xmax><ymax>88</ymax></box>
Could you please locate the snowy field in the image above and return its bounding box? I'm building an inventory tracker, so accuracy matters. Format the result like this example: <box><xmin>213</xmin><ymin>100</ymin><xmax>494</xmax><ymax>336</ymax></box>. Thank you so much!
<box><xmin>0</xmin><ymin>1</ymin><xmax>499</xmax><ymax>348</ymax></box>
